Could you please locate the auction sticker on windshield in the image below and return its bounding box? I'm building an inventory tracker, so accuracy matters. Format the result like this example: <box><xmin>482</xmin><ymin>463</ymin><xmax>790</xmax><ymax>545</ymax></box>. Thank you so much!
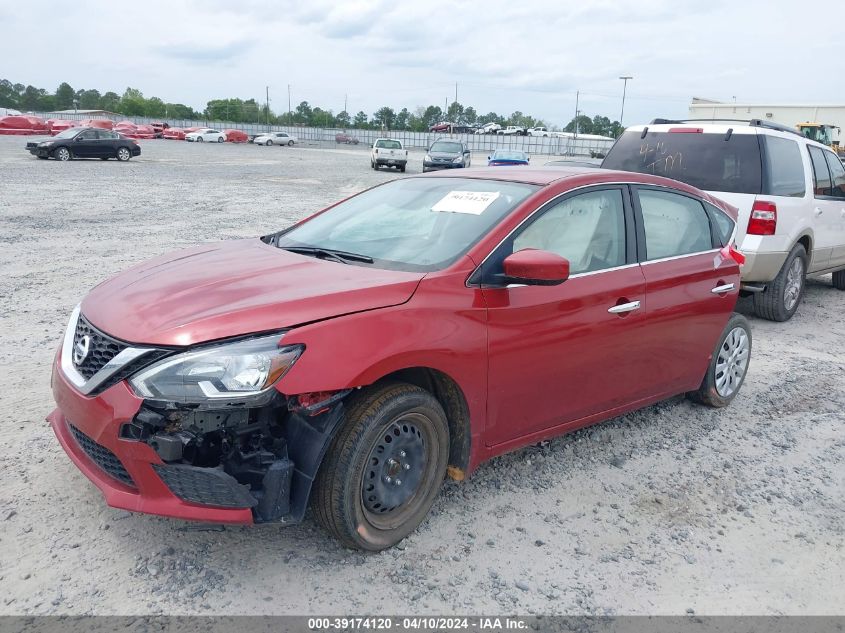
<box><xmin>432</xmin><ymin>191</ymin><xmax>500</xmax><ymax>215</ymax></box>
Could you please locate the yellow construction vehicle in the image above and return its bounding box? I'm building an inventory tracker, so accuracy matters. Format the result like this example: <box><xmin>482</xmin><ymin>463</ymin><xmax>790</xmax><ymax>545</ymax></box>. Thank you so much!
<box><xmin>796</xmin><ymin>122</ymin><xmax>843</xmax><ymax>156</ymax></box>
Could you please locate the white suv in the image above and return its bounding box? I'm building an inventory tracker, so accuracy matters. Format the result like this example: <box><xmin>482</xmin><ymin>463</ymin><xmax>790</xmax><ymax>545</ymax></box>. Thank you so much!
<box><xmin>603</xmin><ymin>119</ymin><xmax>845</xmax><ymax>321</ymax></box>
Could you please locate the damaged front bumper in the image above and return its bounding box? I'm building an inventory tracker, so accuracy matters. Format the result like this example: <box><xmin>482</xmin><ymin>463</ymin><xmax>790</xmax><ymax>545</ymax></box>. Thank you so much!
<box><xmin>49</xmin><ymin>355</ymin><xmax>349</xmax><ymax>525</ymax></box>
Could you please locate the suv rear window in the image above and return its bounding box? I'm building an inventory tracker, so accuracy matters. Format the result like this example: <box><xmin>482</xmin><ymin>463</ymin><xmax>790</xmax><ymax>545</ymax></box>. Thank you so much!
<box><xmin>761</xmin><ymin>136</ymin><xmax>805</xmax><ymax>197</ymax></box>
<box><xmin>603</xmin><ymin>131</ymin><xmax>763</xmax><ymax>194</ymax></box>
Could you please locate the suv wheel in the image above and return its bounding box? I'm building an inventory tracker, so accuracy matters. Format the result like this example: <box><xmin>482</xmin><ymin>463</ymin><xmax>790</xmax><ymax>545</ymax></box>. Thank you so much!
<box><xmin>753</xmin><ymin>243</ymin><xmax>807</xmax><ymax>322</ymax></box>
<box><xmin>688</xmin><ymin>313</ymin><xmax>752</xmax><ymax>407</ymax></box>
<box><xmin>312</xmin><ymin>383</ymin><xmax>449</xmax><ymax>551</ymax></box>
<box><xmin>832</xmin><ymin>270</ymin><xmax>845</xmax><ymax>290</ymax></box>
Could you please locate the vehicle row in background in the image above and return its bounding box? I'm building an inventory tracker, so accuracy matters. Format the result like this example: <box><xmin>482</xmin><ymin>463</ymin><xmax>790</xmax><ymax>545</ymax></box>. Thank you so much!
<box><xmin>254</xmin><ymin>131</ymin><xmax>298</xmax><ymax>146</ymax></box>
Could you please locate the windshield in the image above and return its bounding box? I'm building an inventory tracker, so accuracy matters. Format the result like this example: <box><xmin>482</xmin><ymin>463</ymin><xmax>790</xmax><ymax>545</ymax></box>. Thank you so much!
<box><xmin>53</xmin><ymin>128</ymin><xmax>81</xmax><ymax>139</ymax></box>
<box><xmin>274</xmin><ymin>178</ymin><xmax>539</xmax><ymax>272</ymax></box>
<box><xmin>492</xmin><ymin>151</ymin><xmax>528</xmax><ymax>161</ymax></box>
<box><xmin>430</xmin><ymin>142</ymin><xmax>462</xmax><ymax>153</ymax></box>
<box><xmin>603</xmin><ymin>130</ymin><xmax>763</xmax><ymax>194</ymax></box>
<box><xmin>375</xmin><ymin>139</ymin><xmax>401</xmax><ymax>149</ymax></box>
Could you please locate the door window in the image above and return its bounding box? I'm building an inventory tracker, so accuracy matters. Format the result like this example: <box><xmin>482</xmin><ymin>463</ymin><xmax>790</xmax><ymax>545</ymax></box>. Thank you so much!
<box><xmin>77</xmin><ymin>130</ymin><xmax>97</xmax><ymax>140</ymax></box>
<box><xmin>762</xmin><ymin>136</ymin><xmax>805</xmax><ymax>197</ymax></box>
<box><xmin>511</xmin><ymin>189</ymin><xmax>626</xmax><ymax>274</ymax></box>
<box><xmin>808</xmin><ymin>146</ymin><xmax>833</xmax><ymax>196</ymax></box>
<box><xmin>638</xmin><ymin>189</ymin><xmax>713</xmax><ymax>260</ymax></box>
<box><xmin>823</xmin><ymin>151</ymin><xmax>845</xmax><ymax>199</ymax></box>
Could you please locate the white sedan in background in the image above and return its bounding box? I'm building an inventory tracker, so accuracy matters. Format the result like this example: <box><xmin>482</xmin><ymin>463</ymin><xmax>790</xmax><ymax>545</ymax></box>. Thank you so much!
<box><xmin>254</xmin><ymin>132</ymin><xmax>298</xmax><ymax>146</ymax></box>
<box><xmin>185</xmin><ymin>128</ymin><xmax>226</xmax><ymax>143</ymax></box>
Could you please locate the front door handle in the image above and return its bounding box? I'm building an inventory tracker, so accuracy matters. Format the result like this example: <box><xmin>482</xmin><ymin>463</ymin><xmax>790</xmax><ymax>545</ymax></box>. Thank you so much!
<box><xmin>711</xmin><ymin>283</ymin><xmax>735</xmax><ymax>294</ymax></box>
<box><xmin>608</xmin><ymin>300</ymin><xmax>641</xmax><ymax>314</ymax></box>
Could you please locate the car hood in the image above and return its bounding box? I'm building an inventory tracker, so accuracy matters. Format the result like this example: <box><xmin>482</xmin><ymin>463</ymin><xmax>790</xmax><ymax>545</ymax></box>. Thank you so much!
<box><xmin>80</xmin><ymin>239</ymin><xmax>425</xmax><ymax>347</ymax></box>
<box><xmin>429</xmin><ymin>151</ymin><xmax>460</xmax><ymax>159</ymax></box>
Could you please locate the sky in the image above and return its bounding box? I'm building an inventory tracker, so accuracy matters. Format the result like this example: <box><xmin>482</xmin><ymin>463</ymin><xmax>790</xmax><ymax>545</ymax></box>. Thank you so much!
<box><xmin>0</xmin><ymin>0</ymin><xmax>839</xmax><ymax>128</ymax></box>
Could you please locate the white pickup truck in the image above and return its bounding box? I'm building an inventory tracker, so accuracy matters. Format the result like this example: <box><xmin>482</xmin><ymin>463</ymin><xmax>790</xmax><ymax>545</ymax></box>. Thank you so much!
<box><xmin>528</xmin><ymin>126</ymin><xmax>550</xmax><ymax>137</ymax></box>
<box><xmin>497</xmin><ymin>126</ymin><xmax>528</xmax><ymax>136</ymax></box>
<box><xmin>371</xmin><ymin>138</ymin><xmax>408</xmax><ymax>172</ymax></box>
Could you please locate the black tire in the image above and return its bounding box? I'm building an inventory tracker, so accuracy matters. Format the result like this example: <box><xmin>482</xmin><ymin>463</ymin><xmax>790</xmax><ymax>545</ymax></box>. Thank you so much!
<box><xmin>54</xmin><ymin>146</ymin><xmax>71</xmax><ymax>161</ymax></box>
<box><xmin>266</xmin><ymin>139</ymin><xmax>273</xmax><ymax>146</ymax></box>
<box><xmin>312</xmin><ymin>383</ymin><xmax>449</xmax><ymax>551</ymax></box>
<box><xmin>197</xmin><ymin>136</ymin><xmax>204</xmax><ymax>142</ymax></box>
<box><xmin>287</xmin><ymin>140</ymin><xmax>294</xmax><ymax>146</ymax></box>
<box><xmin>688</xmin><ymin>313</ymin><xmax>752</xmax><ymax>408</ymax></box>
<box><xmin>116</xmin><ymin>147</ymin><xmax>131</xmax><ymax>162</ymax></box>
<box><xmin>400</xmin><ymin>165</ymin><xmax>406</xmax><ymax>173</ymax></box>
<box><xmin>752</xmin><ymin>244</ymin><xmax>807</xmax><ymax>321</ymax></box>
<box><xmin>832</xmin><ymin>270</ymin><xmax>845</xmax><ymax>290</ymax></box>
<box><xmin>373</xmin><ymin>162</ymin><xmax>379</xmax><ymax>170</ymax></box>
<box><xmin>217</xmin><ymin>136</ymin><xmax>224</xmax><ymax>143</ymax></box>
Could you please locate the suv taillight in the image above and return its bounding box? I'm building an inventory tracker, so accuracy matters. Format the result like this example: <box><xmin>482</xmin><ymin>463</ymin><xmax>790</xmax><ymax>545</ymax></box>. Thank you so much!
<box><xmin>747</xmin><ymin>201</ymin><xmax>777</xmax><ymax>236</ymax></box>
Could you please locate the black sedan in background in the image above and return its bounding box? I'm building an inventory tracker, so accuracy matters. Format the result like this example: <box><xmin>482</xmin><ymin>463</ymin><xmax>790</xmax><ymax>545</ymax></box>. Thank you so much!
<box><xmin>26</xmin><ymin>127</ymin><xmax>141</xmax><ymax>161</ymax></box>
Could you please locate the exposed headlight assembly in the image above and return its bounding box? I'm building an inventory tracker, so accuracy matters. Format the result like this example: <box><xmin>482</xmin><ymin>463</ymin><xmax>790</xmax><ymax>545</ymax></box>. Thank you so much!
<box><xmin>452</xmin><ymin>156</ymin><xmax>463</xmax><ymax>163</ymax></box>
<box><xmin>130</xmin><ymin>333</ymin><xmax>303</xmax><ymax>405</ymax></box>
<box><xmin>424</xmin><ymin>154</ymin><xmax>432</xmax><ymax>162</ymax></box>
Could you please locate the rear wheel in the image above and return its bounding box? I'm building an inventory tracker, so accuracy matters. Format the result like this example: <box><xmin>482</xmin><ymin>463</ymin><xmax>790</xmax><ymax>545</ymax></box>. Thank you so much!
<box><xmin>752</xmin><ymin>244</ymin><xmax>807</xmax><ymax>321</ymax></box>
<box><xmin>312</xmin><ymin>383</ymin><xmax>449</xmax><ymax>551</ymax></box>
<box><xmin>117</xmin><ymin>147</ymin><xmax>131</xmax><ymax>162</ymax></box>
<box><xmin>54</xmin><ymin>147</ymin><xmax>71</xmax><ymax>161</ymax></box>
<box><xmin>266</xmin><ymin>140</ymin><xmax>273</xmax><ymax>146</ymax></box>
<box><xmin>217</xmin><ymin>136</ymin><xmax>224</xmax><ymax>143</ymax></box>
<box><xmin>197</xmin><ymin>136</ymin><xmax>204</xmax><ymax>142</ymax></box>
<box><xmin>688</xmin><ymin>313</ymin><xmax>752</xmax><ymax>408</ymax></box>
<box><xmin>400</xmin><ymin>165</ymin><xmax>406</xmax><ymax>173</ymax></box>
<box><xmin>288</xmin><ymin>140</ymin><xmax>294</xmax><ymax>146</ymax></box>
<box><xmin>832</xmin><ymin>270</ymin><xmax>845</xmax><ymax>290</ymax></box>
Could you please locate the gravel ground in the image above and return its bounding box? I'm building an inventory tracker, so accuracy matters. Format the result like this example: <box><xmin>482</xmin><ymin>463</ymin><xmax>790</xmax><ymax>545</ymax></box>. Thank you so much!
<box><xmin>0</xmin><ymin>135</ymin><xmax>843</xmax><ymax>616</ymax></box>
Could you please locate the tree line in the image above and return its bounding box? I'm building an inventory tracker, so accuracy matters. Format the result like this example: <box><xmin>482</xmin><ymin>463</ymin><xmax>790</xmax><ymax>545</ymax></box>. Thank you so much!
<box><xmin>0</xmin><ymin>78</ymin><xmax>624</xmax><ymax>136</ymax></box>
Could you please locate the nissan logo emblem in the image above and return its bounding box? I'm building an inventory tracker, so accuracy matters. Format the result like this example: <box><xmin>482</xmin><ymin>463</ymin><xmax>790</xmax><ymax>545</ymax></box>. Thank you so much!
<box><xmin>73</xmin><ymin>335</ymin><xmax>91</xmax><ymax>366</ymax></box>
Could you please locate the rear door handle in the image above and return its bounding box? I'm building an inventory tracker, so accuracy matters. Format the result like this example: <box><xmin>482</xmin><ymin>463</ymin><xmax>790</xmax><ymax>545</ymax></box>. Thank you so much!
<box><xmin>711</xmin><ymin>283</ymin><xmax>735</xmax><ymax>294</ymax></box>
<box><xmin>814</xmin><ymin>207</ymin><xmax>823</xmax><ymax>217</ymax></box>
<box><xmin>608</xmin><ymin>300</ymin><xmax>641</xmax><ymax>314</ymax></box>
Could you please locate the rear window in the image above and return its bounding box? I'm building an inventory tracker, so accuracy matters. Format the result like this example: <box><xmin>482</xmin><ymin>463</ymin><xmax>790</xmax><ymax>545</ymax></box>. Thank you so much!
<box><xmin>375</xmin><ymin>140</ymin><xmax>401</xmax><ymax>149</ymax></box>
<box><xmin>603</xmin><ymin>130</ymin><xmax>763</xmax><ymax>194</ymax></box>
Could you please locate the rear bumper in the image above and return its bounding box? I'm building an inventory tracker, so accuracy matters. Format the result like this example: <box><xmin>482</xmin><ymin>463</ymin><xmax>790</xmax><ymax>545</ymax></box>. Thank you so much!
<box><xmin>740</xmin><ymin>250</ymin><xmax>787</xmax><ymax>283</ymax></box>
<box><xmin>375</xmin><ymin>158</ymin><xmax>407</xmax><ymax>166</ymax></box>
<box><xmin>48</xmin><ymin>358</ymin><xmax>253</xmax><ymax>524</ymax></box>
<box><xmin>423</xmin><ymin>162</ymin><xmax>463</xmax><ymax>170</ymax></box>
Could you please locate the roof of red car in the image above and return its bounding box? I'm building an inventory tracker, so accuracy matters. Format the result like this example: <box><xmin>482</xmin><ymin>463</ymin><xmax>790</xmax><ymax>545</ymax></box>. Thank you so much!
<box><xmin>415</xmin><ymin>166</ymin><xmax>737</xmax><ymax>219</ymax></box>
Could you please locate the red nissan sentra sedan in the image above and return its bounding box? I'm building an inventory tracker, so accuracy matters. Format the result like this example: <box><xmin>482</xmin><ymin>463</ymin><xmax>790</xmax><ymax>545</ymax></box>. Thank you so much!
<box><xmin>48</xmin><ymin>167</ymin><xmax>751</xmax><ymax>551</ymax></box>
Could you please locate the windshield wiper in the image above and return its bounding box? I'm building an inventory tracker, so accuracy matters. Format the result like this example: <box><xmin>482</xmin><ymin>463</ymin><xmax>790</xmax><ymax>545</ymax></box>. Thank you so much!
<box><xmin>281</xmin><ymin>245</ymin><xmax>374</xmax><ymax>264</ymax></box>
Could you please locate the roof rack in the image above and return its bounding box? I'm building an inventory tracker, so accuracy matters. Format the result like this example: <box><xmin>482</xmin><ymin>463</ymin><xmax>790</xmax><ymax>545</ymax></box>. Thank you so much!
<box><xmin>649</xmin><ymin>118</ymin><xmax>803</xmax><ymax>138</ymax></box>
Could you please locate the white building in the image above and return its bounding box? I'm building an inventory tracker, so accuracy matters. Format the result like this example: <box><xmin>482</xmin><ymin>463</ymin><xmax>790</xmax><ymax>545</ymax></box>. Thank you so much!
<box><xmin>688</xmin><ymin>98</ymin><xmax>844</xmax><ymax>143</ymax></box>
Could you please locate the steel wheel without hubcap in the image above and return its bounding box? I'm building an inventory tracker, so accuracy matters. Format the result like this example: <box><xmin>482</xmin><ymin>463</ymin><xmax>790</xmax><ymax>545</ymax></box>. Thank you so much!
<box><xmin>783</xmin><ymin>257</ymin><xmax>804</xmax><ymax>311</ymax></box>
<box><xmin>715</xmin><ymin>326</ymin><xmax>750</xmax><ymax>398</ymax></box>
<box><xmin>117</xmin><ymin>148</ymin><xmax>130</xmax><ymax>161</ymax></box>
<box><xmin>55</xmin><ymin>147</ymin><xmax>70</xmax><ymax>161</ymax></box>
<box><xmin>362</xmin><ymin>413</ymin><xmax>435</xmax><ymax>529</ymax></box>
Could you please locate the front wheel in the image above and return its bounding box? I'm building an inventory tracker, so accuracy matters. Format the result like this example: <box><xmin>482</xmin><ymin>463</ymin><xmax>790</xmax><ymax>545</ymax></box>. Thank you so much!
<box><xmin>688</xmin><ymin>313</ymin><xmax>752</xmax><ymax>408</ymax></box>
<box><xmin>287</xmin><ymin>140</ymin><xmax>294</xmax><ymax>146</ymax></box>
<box><xmin>752</xmin><ymin>244</ymin><xmax>807</xmax><ymax>321</ymax></box>
<box><xmin>217</xmin><ymin>136</ymin><xmax>224</xmax><ymax>143</ymax></box>
<box><xmin>312</xmin><ymin>383</ymin><xmax>449</xmax><ymax>551</ymax></box>
<box><xmin>54</xmin><ymin>147</ymin><xmax>71</xmax><ymax>161</ymax></box>
<box><xmin>116</xmin><ymin>147</ymin><xmax>131</xmax><ymax>162</ymax></box>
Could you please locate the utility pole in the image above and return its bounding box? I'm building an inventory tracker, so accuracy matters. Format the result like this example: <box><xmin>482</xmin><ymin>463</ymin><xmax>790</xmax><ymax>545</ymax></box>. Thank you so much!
<box><xmin>574</xmin><ymin>90</ymin><xmax>580</xmax><ymax>137</ymax></box>
<box><xmin>287</xmin><ymin>84</ymin><xmax>291</xmax><ymax>124</ymax></box>
<box><xmin>265</xmin><ymin>86</ymin><xmax>270</xmax><ymax>131</ymax></box>
<box><xmin>619</xmin><ymin>76</ymin><xmax>632</xmax><ymax>127</ymax></box>
<box><xmin>344</xmin><ymin>93</ymin><xmax>348</xmax><ymax>115</ymax></box>
<box><xmin>455</xmin><ymin>82</ymin><xmax>458</xmax><ymax>105</ymax></box>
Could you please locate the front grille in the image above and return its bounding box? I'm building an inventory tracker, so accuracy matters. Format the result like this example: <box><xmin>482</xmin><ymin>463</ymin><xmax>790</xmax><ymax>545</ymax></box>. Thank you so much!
<box><xmin>69</xmin><ymin>423</ymin><xmax>135</xmax><ymax>488</ymax></box>
<box><xmin>73</xmin><ymin>315</ymin><xmax>129</xmax><ymax>380</ymax></box>
<box><xmin>153</xmin><ymin>464</ymin><xmax>257</xmax><ymax>509</ymax></box>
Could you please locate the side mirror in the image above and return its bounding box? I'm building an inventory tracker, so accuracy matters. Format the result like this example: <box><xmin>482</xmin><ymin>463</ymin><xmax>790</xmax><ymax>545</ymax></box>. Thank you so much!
<box><xmin>487</xmin><ymin>155</ymin><xmax>491</xmax><ymax>160</ymax></box>
<box><xmin>501</xmin><ymin>249</ymin><xmax>570</xmax><ymax>286</ymax></box>
<box><xmin>527</xmin><ymin>156</ymin><xmax>530</xmax><ymax>162</ymax></box>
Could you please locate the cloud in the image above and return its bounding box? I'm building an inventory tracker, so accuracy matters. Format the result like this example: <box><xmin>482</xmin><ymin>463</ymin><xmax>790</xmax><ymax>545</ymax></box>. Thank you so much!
<box><xmin>156</xmin><ymin>39</ymin><xmax>254</xmax><ymax>64</ymax></box>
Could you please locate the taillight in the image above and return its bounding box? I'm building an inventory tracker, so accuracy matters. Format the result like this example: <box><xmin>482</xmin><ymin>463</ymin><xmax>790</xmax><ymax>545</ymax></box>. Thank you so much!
<box><xmin>747</xmin><ymin>201</ymin><xmax>777</xmax><ymax>236</ymax></box>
